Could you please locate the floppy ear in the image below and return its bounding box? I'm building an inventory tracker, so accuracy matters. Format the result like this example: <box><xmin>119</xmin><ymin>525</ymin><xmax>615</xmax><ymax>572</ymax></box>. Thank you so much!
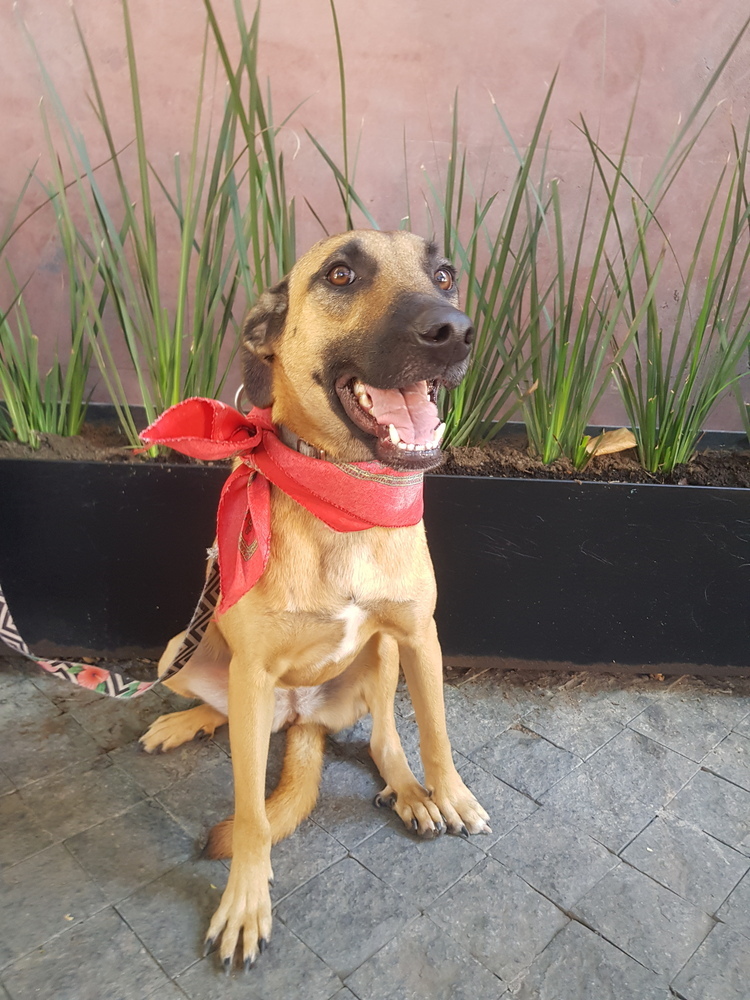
<box><xmin>240</xmin><ymin>278</ymin><xmax>289</xmax><ymax>408</ymax></box>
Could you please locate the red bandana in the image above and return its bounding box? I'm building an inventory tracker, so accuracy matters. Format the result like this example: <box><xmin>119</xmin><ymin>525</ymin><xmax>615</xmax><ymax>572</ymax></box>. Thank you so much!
<box><xmin>140</xmin><ymin>398</ymin><xmax>425</xmax><ymax>613</ymax></box>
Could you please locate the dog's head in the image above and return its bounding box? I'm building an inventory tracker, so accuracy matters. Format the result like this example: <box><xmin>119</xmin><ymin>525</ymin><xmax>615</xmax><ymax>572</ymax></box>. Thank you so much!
<box><xmin>241</xmin><ymin>230</ymin><xmax>474</xmax><ymax>470</ymax></box>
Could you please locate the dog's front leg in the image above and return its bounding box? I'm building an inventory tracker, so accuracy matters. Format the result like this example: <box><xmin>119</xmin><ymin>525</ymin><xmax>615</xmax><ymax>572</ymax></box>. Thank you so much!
<box><xmin>206</xmin><ymin>655</ymin><xmax>275</xmax><ymax>971</ymax></box>
<box><xmin>399</xmin><ymin>619</ymin><xmax>491</xmax><ymax>836</ymax></box>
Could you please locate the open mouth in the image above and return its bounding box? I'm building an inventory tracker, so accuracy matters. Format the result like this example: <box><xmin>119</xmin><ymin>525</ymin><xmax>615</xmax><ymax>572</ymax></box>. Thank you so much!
<box><xmin>335</xmin><ymin>375</ymin><xmax>446</xmax><ymax>467</ymax></box>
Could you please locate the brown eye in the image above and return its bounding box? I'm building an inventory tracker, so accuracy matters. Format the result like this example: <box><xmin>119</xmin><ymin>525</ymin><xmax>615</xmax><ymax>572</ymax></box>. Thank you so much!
<box><xmin>435</xmin><ymin>267</ymin><xmax>454</xmax><ymax>291</ymax></box>
<box><xmin>327</xmin><ymin>264</ymin><xmax>355</xmax><ymax>286</ymax></box>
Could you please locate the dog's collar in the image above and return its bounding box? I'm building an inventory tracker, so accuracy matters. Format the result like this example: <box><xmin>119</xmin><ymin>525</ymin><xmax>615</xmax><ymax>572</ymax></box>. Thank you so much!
<box><xmin>277</xmin><ymin>424</ymin><xmax>327</xmax><ymax>461</ymax></box>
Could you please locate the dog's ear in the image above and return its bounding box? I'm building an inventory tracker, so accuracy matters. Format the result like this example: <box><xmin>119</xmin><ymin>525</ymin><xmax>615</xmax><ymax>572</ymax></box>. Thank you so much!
<box><xmin>241</xmin><ymin>278</ymin><xmax>289</xmax><ymax>408</ymax></box>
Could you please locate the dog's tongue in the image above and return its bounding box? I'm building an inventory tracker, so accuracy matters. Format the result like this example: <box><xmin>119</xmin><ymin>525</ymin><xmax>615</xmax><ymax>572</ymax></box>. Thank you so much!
<box><xmin>364</xmin><ymin>380</ymin><xmax>439</xmax><ymax>445</ymax></box>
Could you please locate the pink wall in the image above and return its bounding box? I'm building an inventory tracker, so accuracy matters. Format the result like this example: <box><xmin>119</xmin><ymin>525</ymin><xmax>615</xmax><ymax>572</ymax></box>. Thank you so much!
<box><xmin>2</xmin><ymin>0</ymin><xmax>749</xmax><ymax>425</ymax></box>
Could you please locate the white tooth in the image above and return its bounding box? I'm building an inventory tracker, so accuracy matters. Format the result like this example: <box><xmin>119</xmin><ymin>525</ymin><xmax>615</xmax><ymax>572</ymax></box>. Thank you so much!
<box><xmin>407</xmin><ymin>443</ymin><xmax>415</xmax><ymax>451</ymax></box>
<box><xmin>414</xmin><ymin>444</ymin><xmax>425</xmax><ymax>451</ymax></box>
<box><xmin>397</xmin><ymin>441</ymin><xmax>408</xmax><ymax>450</ymax></box>
<box><xmin>353</xmin><ymin>380</ymin><xmax>366</xmax><ymax>394</ymax></box>
<box><xmin>388</xmin><ymin>424</ymin><xmax>401</xmax><ymax>445</ymax></box>
<box><xmin>357</xmin><ymin>391</ymin><xmax>373</xmax><ymax>410</ymax></box>
<box><xmin>434</xmin><ymin>422</ymin><xmax>446</xmax><ymax>445</ymax></box>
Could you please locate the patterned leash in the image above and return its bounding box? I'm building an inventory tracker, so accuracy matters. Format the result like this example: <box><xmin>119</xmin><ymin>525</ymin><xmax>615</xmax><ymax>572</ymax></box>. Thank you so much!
<box><xmin>0</xmin><ymin>555</ymin><xmax>220</xmax><ymax>699</ymax></box>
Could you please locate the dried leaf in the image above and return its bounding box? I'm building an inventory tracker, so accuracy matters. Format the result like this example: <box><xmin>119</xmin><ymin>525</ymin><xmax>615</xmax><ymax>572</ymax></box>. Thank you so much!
<box><xmin>585</xmin><ymin>427</ymin><xmax>637</xmax><ymax>456</ymax></box>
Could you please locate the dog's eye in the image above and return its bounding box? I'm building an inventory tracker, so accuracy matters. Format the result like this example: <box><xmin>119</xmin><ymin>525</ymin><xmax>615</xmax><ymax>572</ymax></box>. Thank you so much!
<box><xmin>435</xmin><ymin>267</ymin><xmax>454</xmax><ymax>291</ymax></box>
<box><xmin>327</xmin><ymin>264</ymin><xmax>356</xmax><ymax>286</ymax></box>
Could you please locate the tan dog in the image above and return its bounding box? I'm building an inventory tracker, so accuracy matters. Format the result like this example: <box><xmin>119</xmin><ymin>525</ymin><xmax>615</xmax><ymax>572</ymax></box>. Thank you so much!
<box><xmin>140</xmin><ymin>230</ymin><xmax>490</xmax><ymax>971</ymax></box>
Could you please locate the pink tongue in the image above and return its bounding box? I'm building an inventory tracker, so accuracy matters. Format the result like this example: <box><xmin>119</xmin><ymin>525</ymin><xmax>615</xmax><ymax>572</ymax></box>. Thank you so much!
<box><xmin>365</xmin><ymin>381</ymin><xmax>439</xmax><ymax>445</ymax></box>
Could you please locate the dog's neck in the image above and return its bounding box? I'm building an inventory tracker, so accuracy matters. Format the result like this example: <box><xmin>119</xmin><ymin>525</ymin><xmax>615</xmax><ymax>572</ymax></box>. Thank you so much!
<box><xmin>278</xmin><ymin>424</ymin><xmax>327</xmax><ymax>462</ymax></box>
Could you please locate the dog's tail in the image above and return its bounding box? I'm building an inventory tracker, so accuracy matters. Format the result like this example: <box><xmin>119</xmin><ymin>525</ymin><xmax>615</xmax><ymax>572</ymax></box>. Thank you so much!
<box><xmin>203</xmin><ymin>722</ymin><xmax>327</xmax><ymax>859</ymax></box>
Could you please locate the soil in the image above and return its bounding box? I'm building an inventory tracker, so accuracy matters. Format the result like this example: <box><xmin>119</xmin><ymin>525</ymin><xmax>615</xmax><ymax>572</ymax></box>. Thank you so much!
<box><xmin>0</xmin><ymin>423</ymin><xmax>220</xmax><ymax>466</ymax></box>
<box><xmin>2</xmin><ymin>422</ymin><xmax>749</xmax><ymax>487</ymax></box>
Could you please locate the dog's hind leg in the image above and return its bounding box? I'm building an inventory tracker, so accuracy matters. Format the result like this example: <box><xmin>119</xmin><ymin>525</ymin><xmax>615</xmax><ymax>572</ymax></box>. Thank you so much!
<box><xmin>140</xmin><ymin>627</ymin><xmax>230</xmax><ymax>753</ymax></box>
<box><xmin>204</xmin><ymin>721</ymin><xmax>327</xmax><ymax>858</ymax></box>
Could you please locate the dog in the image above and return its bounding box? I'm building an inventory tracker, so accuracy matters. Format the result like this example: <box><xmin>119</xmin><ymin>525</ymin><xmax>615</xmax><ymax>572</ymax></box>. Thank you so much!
<box><xmin>140</xmin><ymin>229</ymin><xmax>490</xmax><ymax>970</ymax></box>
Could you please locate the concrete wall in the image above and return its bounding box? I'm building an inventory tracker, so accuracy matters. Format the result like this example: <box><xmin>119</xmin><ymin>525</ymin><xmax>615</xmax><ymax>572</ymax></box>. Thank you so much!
<box><xmin>2</xmin><ymin>0</ymin><xmax>749</xmax><ymax>424</ymax></box>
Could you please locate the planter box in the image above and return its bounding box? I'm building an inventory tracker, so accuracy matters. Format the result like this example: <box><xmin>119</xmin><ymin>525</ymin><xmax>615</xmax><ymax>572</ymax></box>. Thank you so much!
<box><xmin>426</xmin><ymin>475</ymin><xmax>750</xmax><ymax>677</ymax></box>
<box><xmin>1</xmin><ymin>456</ymin><xmax>748</xmax><ymax>675</ymax></box>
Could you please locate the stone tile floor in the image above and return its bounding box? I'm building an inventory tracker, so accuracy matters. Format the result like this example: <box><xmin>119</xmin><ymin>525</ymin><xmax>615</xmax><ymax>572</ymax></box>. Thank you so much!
<box><xmin>1</xmin><ymin>653</ymin><xmax>750</xmax><ymax>999</ymax></box>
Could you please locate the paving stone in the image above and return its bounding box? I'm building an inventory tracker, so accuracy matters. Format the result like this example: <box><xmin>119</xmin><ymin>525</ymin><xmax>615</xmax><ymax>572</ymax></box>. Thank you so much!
<box><xmin>145</xmin><ymin>983</ymin><xmax>190</xmax><ymax>1000</ymax></box>
<box><xmin>0</xmin><ymin>770</ymin><xmax>14</xmax><ymax>796</ymax></box>
<box><xmin>523</xmin><ymin>698</ymin><xmax>625</xmax><ymax>758</ymax></box>
<box><xmin>733</xmin><ymin>712</ymin><xmax>750</xmax><ymax>738</ymax></box>
<box><xmin>328</xmin><ymin>714</ymin><xmax>373</xmax><ymax>759</ymax></box>
<box><xmin>455</xmin><ymin>759</ymin><xmax>538</xmax><ymax>847</ymax></box>
<box><xmin>702</xmin><ymin>732</ymin><xmax>750</xmax><ymax>792</ymax></box>
<box><xmin>0</xmin><ymin>682</ymin><xmax>60</xmax><ymax>727</ymax></box>
<box><xmin>345</xmin><ymin>914</ymin><xmax>506</xmax><ymax>999</ymax></box>
<box><xmin>157</xmin><ymin>756</ymin><xmax>234</xmax><ymax>842</ymax></box>
<box><xmin>621</xmin><ymin>813</ymin><xmax>749</xmax><ymax>912</ymax></box>
<box><xmin>665</xmin><ymin>769</ymin><xmax>750</xmax><ymax>853</ymax></box>
<box><xmin>0</xmin><ymin>791</ymin><xmax>53</xmax><ymax>868</ymax></box>
<box><xmin>717</xmin><ymin>870</ymin><xmax>750</xmax><ymax>938</ymax></box>
<box><xmin>176</xmin><ymin>919</ymin><xmax>343</xmax><ymax>999</ymax></box>
<box><xmin>66</xmin><ymin>688</ymin><xmax>176</xmax><ymax>752</ymax></box>
<box><xmin>65</xmin><ymin>799</ymin><xmax>195</xmax><ymax>903</ymax></box>
<box><xmin>571</xmin><ymin>863</ymin><xmax>714</xmax><ymax>977</ymax></box>
<box><xmin>27</xmin><ymin>668</ymin><xmax>109</xmax><ymax>709</ymax></box>
<box><xmin>0</xmin><ymin>843</ymin><xmax>107</xmax><ymax>967</ymax></box>
<box><xmin>1</xmin><ymin>712</ymin><xmax>101</xmax><ymax>787</ymax></box>
<box><xmin>428</xmin><ymin>856</ymin><xmax>568</xmax><ymax>982</ymax></box>
<box><xmin>508</xmin><ymin>919</ymin><xmax>669</xmax><ymax>1000</ymax></box>
<box><xmin>584</xmin><ymin>728</ymin><xmax>698</xmax><ymax>812</ymax></box>
<box><xmin>351</xmin><ymin>823</ymin><xmax>485</xmax><ymax>908</ymax></box>
<box><xmin>1</xmin><ymin>906</ymin><xmax>168</xmax><ymax>1000</ymax></box>
<box><xmin>275</xmin><ymin>856</ymin><xmax>418</xmax><ymax>977</ymax></box>
<box><xmin>456</xmin><ymin>669</ymin><xmax>567</xmax><ymax>720</ymax></box>
<box><xmin>269</xmin><ymin>818</ymin><xmax>347</xmax><ymax>903</ymax></box>
<box><xmin>393</xmin><ymin>678</ymin><xmax>415</xmax><ymax>719</ymax></box>
<box><xmin>115</xmin><ymin>858</ymin><xmax>228</xmax><ymax>978</ymax></box>
<box><xmin>0</xmin><ymin>657</ymin><xmax>25</xmax><ymax>690</ymax></box>
<box><xmin>109</xmin><ymin>735</ymin><xmax>227</xmax><ymax>797</ymax></box>
<box><xmin>442</xmin><ymin>683</ymin><xmax>514</xmax><ymax>756</ymax></box>
<box><xmin>470</xmin><ymin>727</ymin><xmax>582</xmax><ymax>800</ymax></box>
<box><xmin>491</xmin><ymin>807</ymin><xmax>619</xmax><ymax>909</ymax></box>
<box><xmin>630</xmin><ymin>698</ymin><xmax>735</xmax><ymax>762</ymax></box>
<box><xmin>538</xmin><ymin>765</ymin><xmax>656</xmax><ymax>853</ymax></box>
<box><xmin>312</xmin><ymin>756</ymin><xmax>390</xmax><ymax>849</ymax></box>
<box><xmin>671</xmin><ymin>922</ymin><xmax>750</xmax><ymax>1000</ymax></box>
<box><xmin>18</xmin><ymin>755</ymin><xmax>145</xmax><ymax>842</ymax></box>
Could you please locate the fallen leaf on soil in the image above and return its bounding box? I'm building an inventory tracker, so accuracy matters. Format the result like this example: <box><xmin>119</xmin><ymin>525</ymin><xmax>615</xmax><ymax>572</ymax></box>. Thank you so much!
<box><xmin>585</xmin><ymin>427</ymin><xmax>637</xmax><ymax>456</ymax></box>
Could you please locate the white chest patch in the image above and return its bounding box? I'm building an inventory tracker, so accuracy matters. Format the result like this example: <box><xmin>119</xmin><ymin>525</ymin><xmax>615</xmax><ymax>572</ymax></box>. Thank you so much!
<box><xmin>315</xmin><ymin>603</ymin><xmax>367</xmax><ymax>671</ymax></box>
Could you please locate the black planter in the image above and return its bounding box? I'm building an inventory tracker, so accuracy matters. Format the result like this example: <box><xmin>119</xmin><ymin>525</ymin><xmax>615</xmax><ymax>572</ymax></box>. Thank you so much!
<box><xmin>1</xmin><ymin>456</ymin><xmax>748</xmax><ymax>674</ymax></box>
<box><xmin>0</xmin><ymin>460</ymin><xmax>225</xmax><ymax>658</ymax></box>
<box><xmin>424</xmin><ymin>475</ymin><xmax>750</xmax><ymax>676</ymax></box>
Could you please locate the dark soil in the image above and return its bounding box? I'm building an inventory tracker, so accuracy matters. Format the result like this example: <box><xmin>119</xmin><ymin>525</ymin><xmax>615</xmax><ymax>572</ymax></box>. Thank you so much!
<box><xmin>0</xmin><ymin>423</ymin><xmax>221</xmax><ymax>466</ymax></box>
<box><xmin>443</xmin><ymin>438</ymin><xmax>750</xmax><ymax>487</ymax></box>
<box><xmin>2</xmin><ymin>423</ymin><xmax>749</xmax><ymax>487</ymax></box>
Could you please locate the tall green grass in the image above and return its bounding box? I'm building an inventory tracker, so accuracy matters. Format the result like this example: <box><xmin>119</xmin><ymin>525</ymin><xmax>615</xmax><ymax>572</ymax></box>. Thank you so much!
<box><xmin>0</xmin><ymin>169</ymin><xmax>92</xmax><ymax>447</ymax></box>
<box><xmin>24</xmin><ymin>0</ymin><xmax>296</xmax><ymax>446</ymax></box>
<box><xmin>609</xmin><ymin>123</ymin><xmax>750</xmax><ymax>472</ymax></box>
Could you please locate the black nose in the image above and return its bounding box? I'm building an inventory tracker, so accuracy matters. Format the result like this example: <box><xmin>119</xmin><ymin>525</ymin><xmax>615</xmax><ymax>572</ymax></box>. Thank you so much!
<box><xmin>421</xmin><ymin>317</ymin><xmax>475</xmax><ymax>346</ymax></box>
<box><xmin>417</xmin><ymin>305</ymin><xmax>475</xmax><ymax>349</ymax></box>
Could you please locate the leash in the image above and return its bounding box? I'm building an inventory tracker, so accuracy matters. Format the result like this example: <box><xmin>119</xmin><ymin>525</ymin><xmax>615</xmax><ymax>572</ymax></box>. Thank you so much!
<box><xmin>0</xmin><ymin>554</ymin><xmax>220</xmax><ymax>699</ymax></box>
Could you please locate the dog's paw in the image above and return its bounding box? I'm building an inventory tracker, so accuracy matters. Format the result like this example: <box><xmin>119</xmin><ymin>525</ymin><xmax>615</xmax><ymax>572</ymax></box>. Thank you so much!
<box><xmin>375</xmin><ymin>781</ymin><xmax>447</xmax><ymax>838</ymax></box>
<box><xmin>429</xmin><ymin>774</ymin><xmax>491</xmax><ymax>836</ymax></box>
<box><xmin>205</xmin><ymin>864</ymin><xmax>273</xmax><ymax>972</ymax></box>
<box><xmin>140</xmin><ymin>705</ymin><xmax>226</xmax><ymax>753</ymax></box>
